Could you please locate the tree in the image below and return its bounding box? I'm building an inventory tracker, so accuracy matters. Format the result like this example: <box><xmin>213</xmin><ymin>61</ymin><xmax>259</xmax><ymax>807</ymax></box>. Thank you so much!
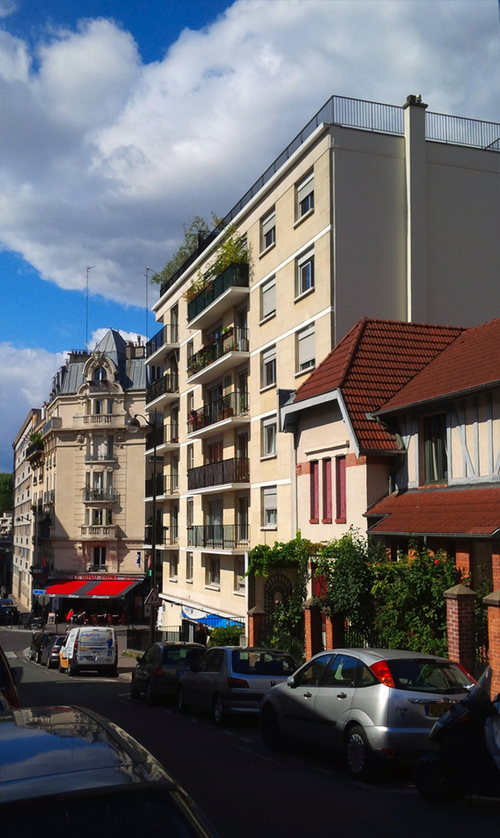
<box><xmin>151</xmin><ymin>216</ymin><xmax>213</xmax><ymax>285</ymax></box>
<box><xmin>0</xmin><ymin>474</ymin><xmax>13</xmax><ymax>514</ymax></box>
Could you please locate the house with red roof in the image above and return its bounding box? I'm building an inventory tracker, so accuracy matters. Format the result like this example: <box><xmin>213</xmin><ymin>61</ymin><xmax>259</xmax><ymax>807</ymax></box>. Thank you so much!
<box><xmin>281</xmin><ymin>316</ymin><xmax>500</xmax><ymax>590</ymax></box>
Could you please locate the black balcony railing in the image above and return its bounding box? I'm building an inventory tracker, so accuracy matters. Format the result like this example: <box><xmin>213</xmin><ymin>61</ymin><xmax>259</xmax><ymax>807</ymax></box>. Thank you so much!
<box><xmin>146</xmin><ymin>372</ymin><xmax>179</xmax><ymax>404</ymax></box>
<box><xmin>187</xmin><ymin>390</ymin><xmax>249</xmax><ymax>434</ymax></box>
<box><xmin>82</xmin><ymin>488</ymin><xmax>119</xmax><ymax>503</ymax></box>
<box><xmin>187</xmin><ymin>263</ymin><xmax>249</xmax><ymax>323</ymax></box>
<box><xmin>187</xmin><ymin>458</ymin><xmax>250</xmax><ymax>491</ymax></box>
<box><xmin>145</xmin><ymin>423</ymin><xmax>179</xmax><ymax>450</ymax></box>
<box><xmin>145</xmin><ymin>475</ymin><xmax>165</xmax><ymax>498</ymax></box>
<box><xmin>187</xmin><ymin>524</ymin><xmax>249</xmax><ymax>549</ymax></box>
<box><xmin>144</xmin><ymin>525</ymin><xmax>167</xmax><ymax>546</ymax></box>
<box><xmin>26</xmin><ymin>440</ymin><xmax>44</xmax><ymax>460</ymax></box>
<box><xmin>187</xmin><ymin>328</ymin><xmax>249</xmax><ymax>377</ymax></box>
<box><xmin>146</xmin><ymin>324</ymin><xmax>179</xmax><ymax>357</ymax></box>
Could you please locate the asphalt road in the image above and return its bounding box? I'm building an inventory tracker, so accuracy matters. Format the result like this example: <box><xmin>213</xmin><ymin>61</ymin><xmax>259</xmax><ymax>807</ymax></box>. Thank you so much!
<box><xmin>2</xmin><ymin>627</ymin><xmax>500</xmax><ymax>838</ymax></box>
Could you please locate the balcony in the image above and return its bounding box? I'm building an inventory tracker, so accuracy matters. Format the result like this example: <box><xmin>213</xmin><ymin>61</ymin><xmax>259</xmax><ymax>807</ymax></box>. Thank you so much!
<box><xmin>187</xmin><ymin>328</ymin><xmax>250</xmax><ymax>385</ymax></box>
<box><xmin>187</xmin><ymin>524</ymin><xmax>249</xmax><ymax>550</ymax></box>
<box><xmin>187</xmin><ymin>390</ymin><xmax>250</xmax><ymax>438</ymax></box>
<box><xmin>44</xmin><ymin>490</ymin><xmax>55</xmax><ymax>505</ymax></box>
<box><xmin>42</xmin><ymin>417</ymin><xmax>62</xmax><ymax>437</ymax></box>
<box><xmin>145</xmin><ymin>423</ymin><xmax>179</xmax><ymax>452</ymax></box>
<box><xmin>80</xmin><ymin>525</ymin><xmax>117</xmax><ymax>540</ymax></box>
<box><xmin>26</xmin><ymin>440</ymin><xmax>44</xmax><ymax>461</ymax></box>
<box><xmin>187</xmin><ymin>263</ymin><xmax>249</xmax><ymax>329</ymax></box>
<box><xmin>145</xmin><ymin>473</ymin><xmax>179</xmax><ymax>498</ymax></box>
<box><xmin>82</xmin><ymin>488</ymin><xmax>119</xmax><ymax>504</ymax></box>
<box><xmin>87</xmin><ymin>564</ymin><xmax>107</xmax><ymax>572</ymax></box>
<box><xmin>84</xmin><ymin>451</ymin><xmax>117</xmax><ymax>464</ymax></box>
<box><xmin>146</xmin><ymin>372</ymin><xmax>179</xmax><ymax>406</ymax></box>
<box><xmin>188</xmin><ymin>458</ymin><xmax>250</xmax><ymax>492</ymax></box>
<box><xmin>146</xmin><ymin>324</ymin><xmax>179</xmax><ymax>364</ymax></box>
<box><xmin>144</xmin><ymin>525</ymin><xmax>167</xmax><ymax>546</ymax></box>
<box><xmin>73</xmin><ymin>414</ymin><xmax>128</xmax><ymax>429</ymax></box>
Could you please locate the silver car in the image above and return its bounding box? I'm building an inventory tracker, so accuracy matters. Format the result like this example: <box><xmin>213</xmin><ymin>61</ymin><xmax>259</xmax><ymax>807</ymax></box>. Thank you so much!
<box><xmin>178</xmin><ymin>646</ymin><xmax>297</xmax><ymax>725</ymax></box>
<box><xmin>260</xmin><ymin>648</ymin><xmax>475</xmax><ymax>779</ymax></box>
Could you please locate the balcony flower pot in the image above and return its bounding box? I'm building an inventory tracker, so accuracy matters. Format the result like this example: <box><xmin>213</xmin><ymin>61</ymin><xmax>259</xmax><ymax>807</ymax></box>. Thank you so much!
<box><xmin>218</xmin><ymin>407</ymin><xmax>234</xmax><ymax>421</ymax></box>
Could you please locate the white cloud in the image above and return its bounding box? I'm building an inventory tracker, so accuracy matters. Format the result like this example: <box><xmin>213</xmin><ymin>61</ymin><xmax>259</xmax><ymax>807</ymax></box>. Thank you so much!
<box><xmin>0</xmin><ymin>343</ymin><xmax>65</xmax><ymax>472</ymax></box>
<box><xmin>89</xmin><ymin>327</ymin><xmax>147</xmax><ymax>349</ymax></box>
<box><xmin>0</xmin><ymin>0</ymin><xmax>497</xmax><ymax>313</ymax></box>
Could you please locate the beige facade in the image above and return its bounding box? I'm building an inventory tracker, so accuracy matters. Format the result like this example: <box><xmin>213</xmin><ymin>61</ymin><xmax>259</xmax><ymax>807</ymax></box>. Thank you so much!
<box><xmin>12</xmin><ymin>409</ymin><xmax>42</xmax><ymax>608</ymax></box>
<box><xmin>147</xmin><ymin>93</ymin><xmax>500</xmax><ymax>631</ymax></box>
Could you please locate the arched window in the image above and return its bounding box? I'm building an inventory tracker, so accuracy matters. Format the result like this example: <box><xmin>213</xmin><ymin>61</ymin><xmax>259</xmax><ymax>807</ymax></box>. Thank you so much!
<box><xmin>93</xmin><ymin>366</ymin><xmax>107</xmax><ymax>382</ymax></box>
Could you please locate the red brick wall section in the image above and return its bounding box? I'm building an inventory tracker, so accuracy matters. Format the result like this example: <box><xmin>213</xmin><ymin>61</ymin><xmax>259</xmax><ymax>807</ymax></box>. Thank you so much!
<box><xmin>296</xmin><ymin>462</ymin><xmax>312</xmax><ymax>476</ymax></box>
<box><xmin>444</xmin><ymin>585</ymin><xmax>476</xmax><ymax>677</ymax></box>
<box><xmin>247</xmin><ymin>608</ymin><xmax>265</xmax><ymax>647</ymax></box>
<box><xmin>484</xmin><ymin>591</ymin><xmax>500</xmax><ymax>698</ymax></box>
<box><xmin>455</xmin><ymin>543</ymin><xmax>471</xmax><ymax>578</ymax></box>
<box><xmin>492</xmin><ymin>545</ymin><xmax>500</xmax><ymax>592</ymax></box>
<box><xmin>303</xmin><ymin>600</ymin><xmax>322</xmax><ymax>660</ymax></box>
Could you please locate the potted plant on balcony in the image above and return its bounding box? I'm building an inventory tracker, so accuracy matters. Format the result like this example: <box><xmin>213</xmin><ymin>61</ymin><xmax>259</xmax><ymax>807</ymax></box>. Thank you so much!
<box><xmin>218</xmin><ymin>394</ymin><xmax>233</xmax><ymax>421</ymax></box>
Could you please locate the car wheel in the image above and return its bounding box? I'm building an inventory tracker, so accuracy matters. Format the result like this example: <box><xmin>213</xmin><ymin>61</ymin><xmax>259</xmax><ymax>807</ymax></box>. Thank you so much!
<box><xmin>414</xmin><ymin>755</ymin><xmax>465</xmax><ymax>803</ymax></box>
<box><xmin>58</xmin><ymin>661</ymin><xmax>65</xmax><ymax>673</ymax></box>
<box><xmin>261</xmin><ymin>705</ymin><xmax>282</xmax><ymax>750</ymax></box>
<box><xmin>109</xmin><ymin>664</ymin><xmax>118</xmax><ymax>678</ymax></box>
<box><xmin>345</xmin><ymin>725</ymin><xmax>375</xmax><ymax>780</ymax></box>
<box><xmin>68</xmin><ymin>663</ymin><xmax>77</xmax><ymax>677</ymax></box>
<box><xmin>130</xmin><ymin>677</ymin><xmax>141</xmax><ymax>699</ymax></box>
<box><xmin>146</xmin><ymin>681</ymin><xmax>157</xmax><ymax>706</ymax></box>
<box><xmin>213</xmin><ymin>694</ymin><xmax>225</xmax><ymax>726</ymax></box>
<box><xmin>177</xmin><ymin>687</ymin><xmax>187</xmax><ymax>714</ymax></box>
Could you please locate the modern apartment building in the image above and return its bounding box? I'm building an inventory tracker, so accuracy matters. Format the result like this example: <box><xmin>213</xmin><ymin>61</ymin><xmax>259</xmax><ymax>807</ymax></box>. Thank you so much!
<box><xmin>23</xmin><ymin>330</ymin><xmax>149</xmax><ymax>617</ymax></box>
<box><xmin>146</xmin><ymin>93</ymin><xmax>500</xmax><ymax>634</ymax></box>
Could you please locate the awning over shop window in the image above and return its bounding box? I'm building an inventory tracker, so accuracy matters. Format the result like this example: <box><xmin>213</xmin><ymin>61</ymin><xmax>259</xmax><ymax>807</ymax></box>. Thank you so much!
<box><xmin>46</xmin><ymin>579</ymin><xmax>144</xmax><ymax>599</ymax></box>
<box><xmin>181</xmin><ymin>607</ymin><xmax>243</xmax><ymax>628</ymax></box>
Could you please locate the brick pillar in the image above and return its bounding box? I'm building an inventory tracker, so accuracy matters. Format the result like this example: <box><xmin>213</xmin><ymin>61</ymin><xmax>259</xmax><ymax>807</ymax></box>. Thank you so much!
<box><xmin>455</xmin><ymin>542</ymin><xmax>472</xmax><ymax>579</ymax></box>
<box><xmin>325</xmin><ymin>614</ymin><xmax>344</xmax><ymax>649</ymax></box>
<box><xmin>303</xmin><ymin>597</ymin><xmax>322</xmax><ymax>660</ymax></box>
<box><xmin>247</xmin><ymin>607</ymin><xmax>265</xmax><ymax>647</ymax></box>
<box><xmin>444</xmin><ymin>584</ymin><xmax>476</xmax><ymax>677</ymax></box>
<box><xmin>492</xmin><ymin>545</ymin><xmax>500</xmax><ymax>592</ymax></box>
<box><xmin>484</xmin><ymin>591</ymin><xmax>500</xmax><ymax>698</ymax></box>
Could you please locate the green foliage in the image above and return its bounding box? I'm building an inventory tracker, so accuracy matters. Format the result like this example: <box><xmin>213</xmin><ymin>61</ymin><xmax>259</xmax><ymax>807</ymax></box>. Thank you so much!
<box><xmin>315</xmin><ymin>529</ymin><xmax>383</xmax><ymax>633</ymax></box>
<box><xmin>184</xmin><ymin>223</ymin><xmax>249</xmax><ymax>302</ymax></box>
<box><xmin>0</xmin><ymin>473</ymin><xmax>13</xmax><ymax>514</ymax></box>
<box><xmin>29</xmin><ymin>432</ymin><xmax>43</xmax><ymax>443</ymax></box>
<box><xmin>371</xmin><ymin>545</ymin><xmax>461</xmax><ymax>655</ymax></box>
<box><xmin>209</xmin><ymin>625</ymin><xmax>245</xmax><ymax>647</ymax></box>
<box><xmin>151</xmin><ymin>216</ymin><xmax>212</xmax><ymax>285</ymax></box>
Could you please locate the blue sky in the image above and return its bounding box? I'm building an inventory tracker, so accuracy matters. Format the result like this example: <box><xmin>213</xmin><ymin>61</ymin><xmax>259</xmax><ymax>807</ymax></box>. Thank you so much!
<box><xmin>0</xmin><ymin>0</ymin><xmax>499</xmax><ymax>472</ymax></box>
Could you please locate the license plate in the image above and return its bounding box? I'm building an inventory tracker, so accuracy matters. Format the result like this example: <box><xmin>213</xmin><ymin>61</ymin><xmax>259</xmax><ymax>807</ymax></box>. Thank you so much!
<box><xmin>427</xmin><ymin>704</ymin><xmax>452</xmax><ymax>717</ymax></box>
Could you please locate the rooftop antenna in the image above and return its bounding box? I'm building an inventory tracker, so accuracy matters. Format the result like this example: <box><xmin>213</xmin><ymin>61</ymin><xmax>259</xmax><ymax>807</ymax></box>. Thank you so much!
<box><xmin>86</xmin><ymin>266</ymin><xmax>95</xmax><ymax>348</ymax></box>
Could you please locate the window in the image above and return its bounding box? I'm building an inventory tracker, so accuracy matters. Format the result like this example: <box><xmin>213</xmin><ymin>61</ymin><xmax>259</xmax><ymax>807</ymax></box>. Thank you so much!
<box><xmin>235</xmin><ymin>557</ymin><xmax>245</xmax><ymax>592</ymax></box>
<box><xmin>93</xmin><ymin>546</ymin><xmax>106</xmax><ymax>566</ymax></box>
<box><xmin>335</xmin><ymin>455</ymin><xmax>346</xmax><ymax>523</ymax></box>
<box><xmin>186</xmin><ymin>551</ymin><xmax>193</xmax><ymax>582</ymax></box>
<box><xmin>322</xmin><ymin>458</ymin><xmax>332</xmax><ymax>523</ymax></box>
<box><xmin>296</xmin><ymin>249</ymin><xmax>314</xmax><ymax>297</ymax></box>
<box><xmin>261</xmin><ymin>209</ymin><xmax>276</xmax><ymax>251</ymax></box>
<box><xmin>424</xmin><ymin>414</ymin><xmax>448</xmax><ymax>483</ymax></box>
<box><xmin>186</xmin><ymin>498</ymin><xmax>193</xmax><ymax>527</ymax></box>
<box><xmin>207</xmin><ymin>557</ymin><xmax>220</xmax><ymax>587</ymax></box>
<box><xmin>261</xmin><ymin>346</ymin><xmax>276</xmax><ymax>389</ymax></box>
<box><xmin>93</xmin><ymin>366</ymin><xmax>107</xmax><ymax>382</ymax></box>
<box><xmin>262</xmin><ymin>417</ymin><xmax>277</xmax><ymax>457</ymax></box>
<box><xmin>297</xmin><ymin>324</ymin><xmax>315</xmax><ymax>372</ymax></box>
<box><xmin>261</xmin><ymin>276</ymin><xmax>276</xmax><ymax>320</ymax></box>
<box><xmin>169</xmin><ymin>554</ymin><xmax>178</xmax><ymax>580</ymax></box>
<box><xmin>172</xmin><ymin>456</ymin><xmax>179</xmax><ymax>491</ymax></box>
<box><xmin>295</xmin><ymin>655</ymin><xmax>334</xmax><ymax>687</ymax></box>
<box><xmin>310</xmin><ymin>460</ymin><xmax>319</xmax><ymax>523</ymax></box>
<box><xmin>93</xmin><ymin>399</ymin><xmax>103</xmax><ymax>415</ymax></box>
<box><xmin>262</xmin><ymin>485</ymin><xmax>277</xmax><ymax>528</ymax></box>
<box><xmin>297</xmin><ymin>172</ymin><xmax>314</xmax><ymax>218</ymax></box>
<box><xmin>187</xmin><ymin>444</ymin><xmax>194</xmax><ymax>471</ymax></box>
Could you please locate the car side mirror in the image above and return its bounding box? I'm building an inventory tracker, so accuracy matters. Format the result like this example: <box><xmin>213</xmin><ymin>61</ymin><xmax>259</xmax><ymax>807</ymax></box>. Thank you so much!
<box><xmin>287</xmin><ymin>674</ymin><xmax>297</xmax><ymax>688</ymax></box>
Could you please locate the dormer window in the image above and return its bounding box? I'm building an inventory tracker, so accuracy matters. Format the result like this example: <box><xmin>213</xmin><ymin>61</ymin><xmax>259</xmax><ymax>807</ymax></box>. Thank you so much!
<box><xmin>423</xmin><ymin>414</ymin><xmax>448</xmax><ymax>483</ymax></box>
<box><xmin>94</xmin><ymin>366</ymin><xmax>107</xmax><ymax>382</ymax></box>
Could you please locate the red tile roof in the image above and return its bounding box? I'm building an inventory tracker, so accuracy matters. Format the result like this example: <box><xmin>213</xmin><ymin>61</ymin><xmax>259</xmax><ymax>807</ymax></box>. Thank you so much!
<box><xmin>367</xmin><ymin>487</ymin><xmax>500</xmax><ymax>537</ymax></box>
<box><xmin>377</xmin><ymin>317</ymin><xmax>500</xmax><ymax>415</ymax></box>
<box><xmin>294</xmin><ymin>319</ymin><xmax>466</xmax><ymax>452</ymax></box>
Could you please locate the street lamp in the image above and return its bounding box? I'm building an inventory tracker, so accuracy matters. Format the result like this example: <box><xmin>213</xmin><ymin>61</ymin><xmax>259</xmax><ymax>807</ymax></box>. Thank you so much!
<box><xmin>126</xmin><ymin>409</ymin><xmax>160</xmax><ymax>646</ymax></box>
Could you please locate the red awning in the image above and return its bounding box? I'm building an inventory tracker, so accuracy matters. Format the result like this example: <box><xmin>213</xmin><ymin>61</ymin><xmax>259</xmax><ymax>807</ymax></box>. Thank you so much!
<box><xmin>46</xmin><ymin>579</ymin><xmax>143</xmax><ymax>599</ymax></box>
<box><xmin>367</xmin><ymin>487</ymin><xmax>500</xmax><ymax>537</ymax></box>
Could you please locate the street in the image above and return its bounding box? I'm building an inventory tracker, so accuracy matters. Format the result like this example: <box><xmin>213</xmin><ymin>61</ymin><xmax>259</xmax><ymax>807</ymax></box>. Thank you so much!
<box><xmin>2</xmin><ymin>627</ymin><xmax>500</xmax><ymax>838</ymax></box>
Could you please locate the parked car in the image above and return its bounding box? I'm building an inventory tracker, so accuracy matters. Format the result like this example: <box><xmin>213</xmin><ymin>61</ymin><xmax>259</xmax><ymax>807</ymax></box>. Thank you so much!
<box><xmin>0</xmin><ymin>600</ymin><xmax>18</xmax><ymax>625</ymax></box>
<box><xmin>131</xmin><ymin>642</ymin><xmax>206</xmax><ymax>705</ymax></box>
<box><xmin>260</xmin><ymin>648</ymin><xmax>475</xmax><ymax>779</ymax></box>
<box><xmin>29</xmin><ymin>631</ymin><xmax>54</xmax><ymax>664</ymax></box>
<box><xmin>0</xmin><ymin>645</ymin><xmax>19</xmax><ymax>709</ymax></box>
<box><xmin>0</xmin><ymin>704</ymin><xmax>220</xmax><ymax>837</ymax></box>
<box><xmin>178</xmin><ymin>646</ymin><xmax>298</xmax><ymax>725</ymax></box>
<box><xmin>59</xmin><ymin>626</ymin><xmax>118</xmax><ymax>676</ymax></box>
<box><xmin>40</xmin><ymin>634</ymin><xmax>65</xmax><ymax>668</ymax></box>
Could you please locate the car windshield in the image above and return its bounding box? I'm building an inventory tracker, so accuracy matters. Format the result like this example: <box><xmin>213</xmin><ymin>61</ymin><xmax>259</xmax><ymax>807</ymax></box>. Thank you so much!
<box><xmin>232</xmin><ymin>650</ymin><xmax>296</xmax><ymax>676</ymax></box>
<box><xmin>387</xmin><ymin>659</ymin><xmax>474</xmax><ymax>693</ymax></box>
<box><xmin>162</xmin><ymin>647</ymin><xmax>204</xmax><ymax>665</ymax></box>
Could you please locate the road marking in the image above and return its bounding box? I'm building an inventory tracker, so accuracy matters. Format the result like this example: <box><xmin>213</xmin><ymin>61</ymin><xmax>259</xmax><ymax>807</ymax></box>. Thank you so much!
<box><xmin>5</xmin><ymin>651</ymin><xmax>17</xmax><ymax>660</ymax></box>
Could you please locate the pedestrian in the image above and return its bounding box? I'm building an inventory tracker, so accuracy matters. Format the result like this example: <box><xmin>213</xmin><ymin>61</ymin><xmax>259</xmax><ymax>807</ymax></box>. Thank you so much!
<box><xmin>194</xmin><ymin>622</ymin><xmax>208</xmax><ymax>646</ymax></box>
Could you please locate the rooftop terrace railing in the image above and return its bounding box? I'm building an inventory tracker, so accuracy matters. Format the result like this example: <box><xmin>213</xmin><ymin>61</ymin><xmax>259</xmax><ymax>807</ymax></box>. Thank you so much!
<box><xmin>159</xmin><ymin>94</ymin><xmax>500</xmax><ymax>298</ymax></box>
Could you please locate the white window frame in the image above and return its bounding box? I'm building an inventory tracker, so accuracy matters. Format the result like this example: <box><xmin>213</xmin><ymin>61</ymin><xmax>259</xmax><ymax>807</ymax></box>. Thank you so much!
<box><xmin>261</xmin><ymin>209</ymin><xmax>276</xmax><ymax>251</ymax></box>
<box><xmin>296</xmin><ymin>249</ymin><xmax>315</xmax><ymax>297</ymax></box>
<box><xmin>262</xmin><ymin>416</ymin><xmax>277</xmax><ymax>457</ymax></box>
<box><xmin>297</xmin><ymin>172</ymin><xmax>314</xmax><ymax>218</ymax></box>
<box><xmin>235</xmin><ymin>557</ymin><xmax>245</xmax><ymax>592</ymax></box>
<box><xmin>261</xmin><ymin>346</ymin><xmax>277</xmax><ymax>389</ymax></box>
<box><xmin>261</xmin><ymin>275</ymin><xmax>276</xmax><ymax>320</ymax></box>
<box><xmin>297</xmin><ymin>324</ymin><xmax>315</xmax><ymax>372</ymax></box>
<box><xmin>262</xmin><ymin>486</ymin><xmax>277</xmax><ymax>528</ymax></box>
<box><xmin>207</xmin><ymin>556</ymin><xmax>220</xmax><ymax>587</ymax></box>
<box><xmin>169</xmin><ymin>554</ymin><xmax>178</xmax><ymax>581</ymax></box>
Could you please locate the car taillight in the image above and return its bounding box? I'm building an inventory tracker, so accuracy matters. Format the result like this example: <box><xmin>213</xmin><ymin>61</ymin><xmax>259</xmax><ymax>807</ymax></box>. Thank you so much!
<box><xmin>369</xmin><ymin>660</ymin><xmax>395</xmax><ymax>688</ymax></box>
<box><xmin>227</xmin><ymin>676</ymin><xmax>249</xmax><ymax>688</ymax></box>
<box><xmin>153</xmin><ymin>664</ymin><xmax>166</xmax><ymax>678</ymax></box>
<box><xmin>74</xmin><ymin>638</ymin><xmax>78</xmax><ymax>654</ymax></box>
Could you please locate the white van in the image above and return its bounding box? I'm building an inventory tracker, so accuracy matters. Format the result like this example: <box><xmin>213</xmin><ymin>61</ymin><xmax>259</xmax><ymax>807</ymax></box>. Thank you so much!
<box><xmin>59</xmin><ymin>626</ymin><xmax>118</xmax><ymax>677</ymax></box>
